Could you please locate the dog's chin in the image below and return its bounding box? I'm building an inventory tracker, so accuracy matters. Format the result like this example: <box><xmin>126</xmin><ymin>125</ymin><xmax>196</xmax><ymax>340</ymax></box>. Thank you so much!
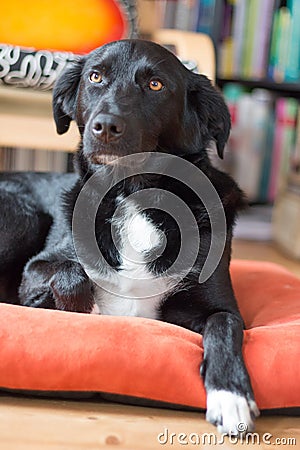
<box><xmin>89</xmin><ymin>152</ymin><xmax>151</xmax><ymax>168</ymax></box>
<box><xmin>90</xmin><ymin>154</ymin><xmax>120</xmax><ymax>166</ymax></box>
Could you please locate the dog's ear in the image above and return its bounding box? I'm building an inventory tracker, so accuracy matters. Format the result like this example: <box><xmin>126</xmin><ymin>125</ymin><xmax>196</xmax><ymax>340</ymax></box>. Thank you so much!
<box><xmin>188</xmin><ymin>73</ymin><xmax>231</xmax><ymax>159</ymax></box>
<box><xmin>53</xmin><ymin>58</ymin><xmax>85</xmax><ymax>135</ymax></box>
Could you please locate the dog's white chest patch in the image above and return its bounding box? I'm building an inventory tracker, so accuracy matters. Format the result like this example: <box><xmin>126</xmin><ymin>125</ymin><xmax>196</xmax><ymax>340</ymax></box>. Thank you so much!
<box><xmin>93</xmin><ymin>203</ymin><xmax>169</xmax><ymax>319</ymax></box>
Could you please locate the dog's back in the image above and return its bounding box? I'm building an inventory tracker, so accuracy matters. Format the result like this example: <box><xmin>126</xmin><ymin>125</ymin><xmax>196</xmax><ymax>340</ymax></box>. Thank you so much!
<box><xmin>0</xmin><ymin>172</ymin><xmax>77</xmax><ymax>302</ymax></box>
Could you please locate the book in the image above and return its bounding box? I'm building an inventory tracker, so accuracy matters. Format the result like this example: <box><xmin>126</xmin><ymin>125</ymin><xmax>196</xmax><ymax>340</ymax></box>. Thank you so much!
<box><xmin>187</xmin><ymin>0</ymin><xmax>202</xmax><ymax>32</ymax></box>
<box><xmin>228</xmin><ymin>89</ymin><xmax>274</xmax><ymax>201</ymax></box>
<box><xmin>251</xmin><ymin>0</ymin><xmax>276</xmax><ymax>79</ymax></box>
<box><xmin>218</xmin><ymin>37</ymin><xmax>234</xmax><ymax>78</ymax></box>
<box><xmin>222</xmin><ymin>85</ymin><xmax>279</xmax><ymax>202</ymax></box>
<box><xmin>268</xmin><ymin>98</ymin><xmax>298</xmax><ymax>201</ymax></box>
<box><xmin>53</xmin><ymin>151</ymin><xmax>68</xmax><ymax>173</ymax></box>
<box><xmin>174</xmin><ymin>0</ymin><xmax>194</xmax><ymax>31</ymax></box>
<box><xmin>33</xmin><ymin>149</ymin><xmax>51</xmax><ymax>172</ymax></box>
<box><xmin>258</xmin><ymin>107</ymin><xmax>275</xmax><ymax>202</ymax></box>
<box><xmin>285</xmin><ymin>0</ymin><xmax>300</xmax><ymax>81</ymax></box>
<box><xmin>14</xmin><ymin>148</ymin><xmax>34</xmax><ymax>171</ymax></box>
<box><xmin>161</xmin><ymin>0</ymin><xmax>178</xmax><ymax>29</ymax></box>
<box><xmin>231</xmin><ymin>93</ymin><xmax>255</xmax><ymax>199</ymax></box>
<box><xmin>268</xmin><ymin>4</ymin><xmax>280</xmax><ymax>79</ymax></box>
<box><xmin>0</xmin><ymin>148</ymin><xmax>69</xmax><ymax>172</ymax></box>
<box><xmin>196</xmin><ymin>0</ymin><xmax>216</xmax><ymax>34</ymax></box>
<box><xmin>242</xmin><ymin>0</ymin><xmax>259</xmax><ymax>79</ymax></box>
<box><xmin>274</xmin><ymin>7</ymin><xmax>292</xmax><ymax>82</ymax></box>
<box><xmin>231</xmin><ymin>0</ymin><xmax>247</xmax><ymax>77</ymax></box>
<box><xmin>268</xmin><ymin>6</ymin><xmax>292</xmax><ymax>82</ymax></box>
<box><xmin>196</xmin><ymin>0</ymin><xmax>224</xmax><ymax>45</ymax></box>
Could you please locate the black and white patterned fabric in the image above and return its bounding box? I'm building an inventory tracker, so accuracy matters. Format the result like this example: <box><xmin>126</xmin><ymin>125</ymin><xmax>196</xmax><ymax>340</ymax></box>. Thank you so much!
<box><xmin>0</xmin><ymin>45</ymin><xmax>80</xmax><ymax>90</ymax></box>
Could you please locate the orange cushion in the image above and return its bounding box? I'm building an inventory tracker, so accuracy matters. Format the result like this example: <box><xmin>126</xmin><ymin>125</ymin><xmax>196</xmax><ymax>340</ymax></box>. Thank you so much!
<box><xmin>0</xmin><ymin>260</ymin><xmax>299</xmax><ymax>410</ymax></box>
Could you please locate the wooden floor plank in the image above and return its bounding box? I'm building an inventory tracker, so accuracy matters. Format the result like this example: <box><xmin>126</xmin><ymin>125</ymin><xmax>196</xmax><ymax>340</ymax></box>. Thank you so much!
<box><xmin>0</xmin><ymin>396</ymin><xmax>299</xmax><ymax>449</ymax></box>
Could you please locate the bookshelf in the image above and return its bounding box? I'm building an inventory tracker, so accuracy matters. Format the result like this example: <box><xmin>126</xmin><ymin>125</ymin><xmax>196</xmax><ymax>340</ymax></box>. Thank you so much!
<box><xmin>217</xmin><ymin>77</ymin><xmax>300</xmax><ymax>98</ymax></box>
<box><xmin>146</xmin><ymin>0</ymin><xmax>300</xmax><ymax>258</ymax></box>
<box><xmin>150</xmin><ymin>1</ymin><xmax>300</xmax><ymax>205</ymax></box>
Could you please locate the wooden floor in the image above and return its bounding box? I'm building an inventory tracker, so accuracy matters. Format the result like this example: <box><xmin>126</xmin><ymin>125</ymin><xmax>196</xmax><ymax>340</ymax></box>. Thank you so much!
<box><xmin>232</xmin><ymin>239</ymin><xmax>300</xmax><ymax>278</ymax></box>
<box><xmin>1</xmin><ymin>240</ymin><xmax>299</xmax><ymax>449</ymax></box>
<box><xmin>0</xmin><ymin>395</ymin><xmax>299</xmax><ymax>450</ymax></box>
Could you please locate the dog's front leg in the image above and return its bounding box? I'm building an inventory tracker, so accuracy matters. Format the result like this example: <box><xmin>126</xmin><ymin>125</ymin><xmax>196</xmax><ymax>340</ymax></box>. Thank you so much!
<box><xmin>19</xmin><ymin>253</ymin><xmax>94</xmax><ymax>313</ymax></box>
<box><xmin>201</xmin><ymin>311</ymin><xmax>259</xmax><ymax>435</ymax></box>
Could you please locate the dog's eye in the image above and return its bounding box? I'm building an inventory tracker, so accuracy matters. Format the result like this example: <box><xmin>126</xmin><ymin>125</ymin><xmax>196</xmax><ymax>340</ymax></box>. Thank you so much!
<box><xmin>89</xmin><ymin>72</ymin><xmax>102</xmax><ymax>83</ymax></box>
<box><xmin>149</xmin><ymin>80</ymin><xmax>163</xmax><ymax>91</ymax></box>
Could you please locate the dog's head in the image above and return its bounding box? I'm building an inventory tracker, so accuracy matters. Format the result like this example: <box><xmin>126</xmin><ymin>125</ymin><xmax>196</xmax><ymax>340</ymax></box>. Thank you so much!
<box><xmin>53</xmin><ymin>39</ymin><xmax>230</xmax><ymax>167</ymax></box>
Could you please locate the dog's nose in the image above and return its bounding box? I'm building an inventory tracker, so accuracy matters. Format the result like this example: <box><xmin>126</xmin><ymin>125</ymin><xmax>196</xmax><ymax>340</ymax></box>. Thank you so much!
<box><xmin>92</xmin><ymin>114</ymin><xmax>125</xmax><ymax>143</ymax></box>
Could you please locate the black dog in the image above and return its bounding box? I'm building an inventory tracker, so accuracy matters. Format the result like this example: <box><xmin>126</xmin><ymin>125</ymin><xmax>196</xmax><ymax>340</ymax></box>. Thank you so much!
<box><xmin>0</xmin><ymin>40</ymin><xmax>259</xmax><ymax>434</ymax></box>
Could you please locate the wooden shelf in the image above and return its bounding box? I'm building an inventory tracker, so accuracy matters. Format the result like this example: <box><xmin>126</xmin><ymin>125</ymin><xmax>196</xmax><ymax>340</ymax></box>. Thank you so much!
<box><xmin>217</xmin><ymin>77</ymin><xmax>300</xmax><ymax>97</ymax></box>
<box><xmin>0</xmin><ymin>86</ymin><xmax>79</xmax><ymax>152</ymax></box>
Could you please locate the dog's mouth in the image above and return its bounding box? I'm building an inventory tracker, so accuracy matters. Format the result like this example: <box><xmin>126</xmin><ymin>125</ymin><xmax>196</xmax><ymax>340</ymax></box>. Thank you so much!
<box><xmin>90</xmin><ymin>152</ymin><xmax>150</xmax><ymax>167</ymax></box>
<box><xmin>90</xmin><ymin>154</ymin><xmax>120</xmax><ymax>166</ymax></box>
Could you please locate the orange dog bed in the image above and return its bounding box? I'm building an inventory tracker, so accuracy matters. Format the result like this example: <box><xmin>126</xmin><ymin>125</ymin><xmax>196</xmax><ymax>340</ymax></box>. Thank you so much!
<box><xmin>0</xmin><ymin>260</ymin><xmax>299</xmax><ymax>410</ymax></box>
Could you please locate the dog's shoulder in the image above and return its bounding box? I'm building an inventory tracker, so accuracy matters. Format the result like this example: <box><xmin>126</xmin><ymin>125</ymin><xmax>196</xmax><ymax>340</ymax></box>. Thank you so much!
<box><xmin>196</xmin><ymin>160</ymin><xmax>247</xmax><ymax>228</ymax></box>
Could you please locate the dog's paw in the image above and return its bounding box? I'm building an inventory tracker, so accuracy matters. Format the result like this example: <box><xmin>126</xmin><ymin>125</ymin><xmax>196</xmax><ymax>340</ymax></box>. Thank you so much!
<box><xmin>21</xmin><ymin>289</ymin><xmax>55</xmax><ymax>309</ymax></box>
<box><xmin>206</xmin><ymin>390</ymin><xmax>259</xmax><ymax>435</ymax></box>
<box><xmin>50</xmin><ymin>263</ymin><xmax>94</xmax><ymax>313</ymax></box>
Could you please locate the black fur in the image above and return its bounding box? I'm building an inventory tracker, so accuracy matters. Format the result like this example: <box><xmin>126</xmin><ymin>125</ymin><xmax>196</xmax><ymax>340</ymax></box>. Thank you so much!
<box><xmin>0</xmin><ymin>40</ymin><xmax>258</xmax><ymax>433</ymax></box>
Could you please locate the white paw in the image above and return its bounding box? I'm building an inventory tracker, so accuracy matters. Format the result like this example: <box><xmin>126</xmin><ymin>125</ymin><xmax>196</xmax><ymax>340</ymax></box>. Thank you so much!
<box><xmin>91</xmin><ymin>304</ymin><xmax>100</xmax><ymax>314</ymax></box>
<box><xmin>206</xmin><ymin>390</ymin><xmax>260</xmax><ymax>435</ymax></box>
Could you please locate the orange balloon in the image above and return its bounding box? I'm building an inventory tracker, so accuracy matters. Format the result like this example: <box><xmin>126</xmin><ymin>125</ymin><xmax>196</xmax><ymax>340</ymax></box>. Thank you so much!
<box><xmin>0</xmin><ymin>0</ymin><xmax>127</xmax><ymax>53</ymax></box>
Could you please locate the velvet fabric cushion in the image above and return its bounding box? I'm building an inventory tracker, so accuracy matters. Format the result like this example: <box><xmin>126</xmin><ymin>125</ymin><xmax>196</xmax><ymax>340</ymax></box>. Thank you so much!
<box><xmin>0</xmin><ymin>260</ymin><xmax>299</xmax><ymax>410</ymax></box>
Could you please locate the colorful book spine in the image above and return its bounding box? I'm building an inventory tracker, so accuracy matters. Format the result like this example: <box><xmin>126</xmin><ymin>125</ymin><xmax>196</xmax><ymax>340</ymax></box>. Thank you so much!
<box><xmin>269</xmin><ymin>99</ymin><xmax>286</xmax><ymax>201</ymax></box>
<box><xmin>218</xmin><ymin>37</ymin><xmax>234</xmax><ymax>79</ymax></box>
<box><xmin>268</xmin><ymin>6</ymin><xmax>280</xmax><ymax>79</ymax></box>
<box><xmin>242</xmin><ymin>0</ymin><xmax>260</xmax><ymax>79</ymax></box>
<box><xmin>232</xmin><ymin>0</ymin><xmax>247</xmax><ymax>77</ymax></box>
<box><xmin>259</xmin><ymin>109</ymin><xmax>275</xmax><ymax>202</ymax></box>
<box><xmin>174</xmin><ymin>0</ymin><xmax>194</xmax><ymax>31</ymax></box>
<box><xmin>274</xmin><ymin>7</ymin><xmax>292</xmax><ymax>82</ymax></box>
<box><xmin>189</xmin><ymin>0</ymin><xmax>202</xmax><ymax>32</ymax></box>
<box><xmin>245</xmin><ymin>89</ymin><xmax>274</xmax><ymax>201</ymax></box>
<box><xmin>232</xmin><ymin>94</ymin><xmax>256</xmax><ymax>199</ymax></box>
<box><xmin>251</xmin><ymin>0</ymin><xmax>275</xmax><ymax>79</ymax></box>
<box><xmin>278</xmin><ymin>99</ymin><xmax>299</xmax><ymax>189</ymax></box>
<box><xmin>161</xmin><ymin>0</ymin><xmax>178</xmax><ymax>29</ymax></box>
<box><xmin>285</xmin><ymin>0</ymin><xmax>300</xmax><ymax>81</ymax></box>
<box><xmin>268</xmin><ymin>98</ymin><xmax>298</xmax><ymax>201</ymax></box>
<box><xmin>196</xmin><ymin>0</ymin><xmax>216</xmax><ymax>35</ymax></box>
